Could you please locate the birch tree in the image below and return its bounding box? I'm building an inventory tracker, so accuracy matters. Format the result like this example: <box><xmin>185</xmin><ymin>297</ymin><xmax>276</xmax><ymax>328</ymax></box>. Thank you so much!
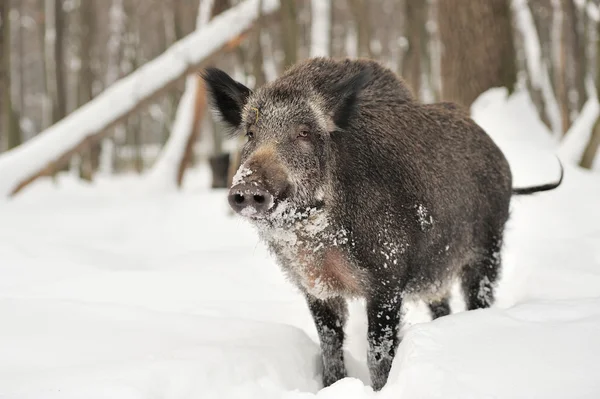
<box><xmin>580</xmin><ymin>18</ymin><xmax>600</xmax><ymax>168</ymax></box>
<box><xmin>310</xmin><ymin>0</ymin><xmax>331</xmax><ymax>57</ymax></box>
<box><xmin>1</xmin><ymin>0</ymin><xmax>21</xmax><ymax>150</ymax></box>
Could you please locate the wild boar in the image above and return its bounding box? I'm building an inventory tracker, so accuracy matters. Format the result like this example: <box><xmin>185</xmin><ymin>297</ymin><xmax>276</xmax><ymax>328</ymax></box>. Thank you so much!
<box><xmin>202</xmin><ymin>57</ymin><xmax>563</xmax><ymax>391</ymax></box>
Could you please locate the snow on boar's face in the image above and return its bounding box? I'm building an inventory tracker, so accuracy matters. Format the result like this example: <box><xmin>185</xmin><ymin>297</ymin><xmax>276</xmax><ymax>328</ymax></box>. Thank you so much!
<box><xmin>202</xmin><ymin>67</ymin><xmax>370</xmax><ymax>221</ymax></box>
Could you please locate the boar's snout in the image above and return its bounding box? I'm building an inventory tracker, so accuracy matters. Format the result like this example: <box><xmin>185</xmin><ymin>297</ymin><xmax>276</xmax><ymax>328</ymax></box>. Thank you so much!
<box><xmin>228</xmin><ymin>183</ymin><xmax>273</xmax><ymax>217</ymax></box>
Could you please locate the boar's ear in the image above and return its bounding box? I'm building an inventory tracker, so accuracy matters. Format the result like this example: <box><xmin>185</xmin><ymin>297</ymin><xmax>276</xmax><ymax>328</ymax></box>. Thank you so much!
<box><xmin>201</xmin><ymin>67</ymin><xmax>252</xmax><ymax>129</ymax></box>
<box><xmin>330</xmin><ymin>69</ymin><xmax>372</xmax><ymax>130</ymax></box>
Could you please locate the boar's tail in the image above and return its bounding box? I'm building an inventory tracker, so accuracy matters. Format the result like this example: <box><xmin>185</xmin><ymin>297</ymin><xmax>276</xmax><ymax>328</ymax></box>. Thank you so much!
<box><xmin>512</xmin><ymin>158</ymin><xmax>564</xmax><ymax>195</ymax></box>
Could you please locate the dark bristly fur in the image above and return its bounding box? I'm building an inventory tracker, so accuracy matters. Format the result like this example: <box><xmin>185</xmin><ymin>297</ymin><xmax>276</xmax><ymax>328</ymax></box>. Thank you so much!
<box><xmin>202</xmin><ymin>57</ymin><xmax>563</xmax><ymax>391</ymax></box>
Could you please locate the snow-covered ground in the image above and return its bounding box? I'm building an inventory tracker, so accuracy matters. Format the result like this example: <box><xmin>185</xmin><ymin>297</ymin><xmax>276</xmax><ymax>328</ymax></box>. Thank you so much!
<box><xmin>1</xmin><ymin>89</ymin><xmax>600</xmax><ymax>398</ymax></box>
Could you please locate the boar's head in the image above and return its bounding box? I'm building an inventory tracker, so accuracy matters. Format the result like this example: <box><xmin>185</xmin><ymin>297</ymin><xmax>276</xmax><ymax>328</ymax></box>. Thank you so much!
<box><xmin>202</xmin><ymin>67</ymin><xmax>370</xmax><ymax>221</ymax></box>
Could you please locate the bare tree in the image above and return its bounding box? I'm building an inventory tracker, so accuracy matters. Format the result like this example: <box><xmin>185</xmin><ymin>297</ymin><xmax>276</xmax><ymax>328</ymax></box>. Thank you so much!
<box><xmin>516</xmin><ymin>0</ymin><xmax>561</xmax><ymax>135</ymax></box>
<box><xmin>44</xmin><ymin>0</ymin><xmax>67</xmax><ymax>124</ymax></box>
<box><xmin>310</xmin><ymin>0</ymin><xmax>331</xmax><ymax>57</ymax></box>
<box><xmin>402</xmin><ymin>0</ymin><xmax>427</xmax><ymax>98</ymax></box>
<box><xmin>347</xmin><ymin>0</ymin><xmax>371</xmax><ymax>58</ymax></box>
<box><xmin>1</xmin><ymin>0</ymin><xmax>21</xmax><ymax>150</ymax></box>
<box><xmin>77</xmin><ymin>0</ymin><xmax>100</xmax><ymax>180</ymax></box>
<box><xmin>555</xmin><ymin>0</ymin><xmax>573</xmax><ymax>135</ymax></box>
<box><xmin>16</xmin><ymin>0</ymin><xmax>26</xmax><ymax>118</ymax></box>
<box><xmin>280</xmin><ymin>0</ymin><xmax>298</xmax><ymax>68</ymax></box>
<box><xmin>438</xmin><ymin>0</ymin><xmax>516</xmax><ymax>108</ymax></box>
<box><xmin>569</xmin><ymin>0</ymin><xmax>588</xmax><ymax>115</ymax></box>
<box><xmin>579</xmin><ymin>19</ymin><xmax>600</xmax><ymax>169</ymax></box>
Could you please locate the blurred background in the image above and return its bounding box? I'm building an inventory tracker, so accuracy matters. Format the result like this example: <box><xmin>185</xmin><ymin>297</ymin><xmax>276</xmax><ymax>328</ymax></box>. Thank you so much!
<box><xmin>2</xmin><ymin>3</ymin><xmax>600</xmax><ymax>397</ymax></box>
<box><xmin>0</xmin><ymin>0</ymin><xmax>598</xmax><ymax>196</ymax></box>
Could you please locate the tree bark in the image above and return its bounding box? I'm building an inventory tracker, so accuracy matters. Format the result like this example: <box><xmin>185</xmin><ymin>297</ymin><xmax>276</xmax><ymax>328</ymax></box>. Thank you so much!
<box><xmin>310</xmin><ymin>0</ymin><xmax>331</xmax><ymax>57</ymax></box>
<box><xmin>101</xmin><ymin>0</ymin><xmax>126</xmax><ymax>175</ymax></box>
<box><xmin>580</xmin><ymin>119</ymin><xmax>600</xmax><ymax>169</ymax></box>
<box><xmin>1</xmin><ymin>0</ymin><xmax>21</xmax><ymax>150</ymax></box>
<box><xmin>438</xmin><ymin>0</ymin><xmax>517</xmax><ymax>108</ymax></box>
<box><xmin>402</xmin><ymin>0</ymin><xmax>427</xmax><ymax>99</ymax></box>
<box><xmin>579</xmin><ymin>18</ymin><xmax>600</xmax><ymax>169</ymax></box>
<box><xmin>53</xmin><ymin>0</ymin><xmax>66</xmax><ymax>122</ymax></box>
<box><xmin>44</xmin><ymin>0</ymin><xmax>67</xmax><ymax>124</ymax></box>
<box><xmin>521</xmin><ymin>0</ymin><xmax>562</xmax><ymax>135</ymax></box>
<box><xmin>252</xmin><ymin>0</ymin><xmax>267</xmax><ymax>87</ymax></box>
<box><xmin>78</xmin><ymin>0</ymin><xmax>100</xmax><ymax>180</ymax></box>
<box><xmin>176</xmin><ymin>0</ymin><xmax>230</xmax><ymax>188</ymax></box>
<box><xmin>348</xmin><ymin>0</ymin><xmax>371</xmax><ymax>58</ymax></box>
<box><xmin>16</xmin><ymin>0</ymin><xmax>25</xmax><ymax>118</ymax></box>
<box><xmin>280</xmin><ymin>0</ymin><xmax>298</xmax><ymax>69</ymax></box>
<box><xmin>176</xmin><ymin>77</ymin><xmax>208</xmax><ymax>186</ymax></box>
<box><xmin>570</xmin><ymin>0</ymin><xmax>588</xmax><ymax>115</ymax></box>
<box><xmin>555</xmin><ymin>0</ymin><xmax>572</xmax><ymax>135</ymax></box>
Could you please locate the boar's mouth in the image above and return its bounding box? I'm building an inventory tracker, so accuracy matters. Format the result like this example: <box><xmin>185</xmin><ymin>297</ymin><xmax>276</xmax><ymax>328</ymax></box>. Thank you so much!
<box><xmin>263</xmin><ymin>197</ymin><xmax>327</xmax><ymax>226</ymax></box>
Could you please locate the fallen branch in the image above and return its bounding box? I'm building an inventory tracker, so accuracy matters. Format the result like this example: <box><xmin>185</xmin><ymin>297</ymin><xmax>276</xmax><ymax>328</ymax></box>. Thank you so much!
<box><xmin>0</xmin><ymin>0</ymin><xmax>279</xmax><ymax>197</ymax></box>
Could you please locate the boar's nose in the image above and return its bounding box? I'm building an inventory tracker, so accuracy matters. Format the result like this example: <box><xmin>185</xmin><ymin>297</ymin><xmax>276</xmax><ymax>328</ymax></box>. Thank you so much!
<box><xmin>228</xmin><ymin>183</ymin><xmax>273</xmax><ymax>216</ymax></box>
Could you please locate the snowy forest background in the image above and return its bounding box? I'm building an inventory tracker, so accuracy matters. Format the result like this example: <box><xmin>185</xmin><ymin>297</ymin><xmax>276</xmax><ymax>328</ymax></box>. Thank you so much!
<box><xmin>2</xmin><ymin>1</ymin><xmax>600</xmax><ymax>398</ymax></box>
<box><xmin>1</xmin><ymin>0</ymin><xmax>599</xmax><ymax>196</ymax></box>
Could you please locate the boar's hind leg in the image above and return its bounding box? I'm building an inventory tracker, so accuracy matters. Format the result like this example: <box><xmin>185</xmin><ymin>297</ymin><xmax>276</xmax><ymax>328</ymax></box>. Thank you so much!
<box><xmin>366</xmin><ymin>288</ymin><xmax>403</xmax><ymax>391</ymax></box>
<box><xmin>305</xmin><ymin>294</ymin><xmax>348</xmax><ymax>388</ymax></box>
<box><xmin>461</xmin><ymin>236</ymin><xmax>502</xmax><ymax>310</ymax></box>
<box><xmin>428</xmin><ymin>296</ymin><xmax>451</xmax><ymax>320</ymax></box>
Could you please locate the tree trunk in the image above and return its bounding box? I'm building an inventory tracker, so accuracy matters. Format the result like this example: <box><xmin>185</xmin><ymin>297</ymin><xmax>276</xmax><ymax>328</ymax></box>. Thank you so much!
<box><xmin>177</xmin><ymin>0</ymin><xmax>231</xmax><ymax>188</ymax></box>
<box><xmin>348</xmin><ymin>0</ymin><xmax>371</xmax><ymax>58</ymax></box>
<box><xmin>78</xmin><ymin>0</ymin><xmax>100</xmax><ymax>181</ymax></box>
<box><xmin>252</xmin><ymin>0</ymin><xmax>267</xmax><ymax>87</ymax></box>
<box><xmin>570</xmin><ymin>0</ymin><xmax>588</xmax><ymax>115</ymax></box>
<box><xmin>53</xmin><ymin>0</ymin><xmax>66</xmax><ymax>122</ymax></box>
<box><xmin>438</xmin><ymin>0</ymin><xmax>517</xmax><ymax>108</ymax></box>
<box><xmin>100</xmin><ymin>0</ymin><xmax>126</xmax><ymax>175</ymax></box>
<box><xmin>16</xmin><ymin>0</ymin><xmax>25</xmax><ymax>119</ymax></box>
<box><xmin>310</xmin><ymin>0</ymin><xmax>331</xmax><ymax>57</ymax></box>
<box><xmin>45</xmin><ymin>0</ymin><xmax>67</xmax><ymax>124</ymax></box>
<box><xmin>555</xmin><ymin>0</ymin><xmax>572</xmax><ymax>135</ymax></box>
<box><xmin>1</xmin><ymin>0</ymin><xmax>21</xmax><ymax>150</ymax></box>
<box><xmin>131</xmin><ymin>115</ymin><xmax>143</xmax><ymax>173</ymax></box>
<box><xmin>176</xmin><ymin>77</ymin><xmax>207</xmax><ymax>186</ymax></box>
<box><xmin>579</xmin><ymin>18</ymin><xmax>600</xmax><ymax>169</ymax></box>
<box><xmin>518</xmin><ymin>0</ymin><xmax>562</xmax><ymax>135</ymax></box>
<box><xmin>280</xmin><ymin>0</ymin><xmax>298</xmax><ymax>69</ymax></box>
<box><xmin>402</xmin><ymin>0</ymin><xmax>427</xmax><ymax>99</ymax></box>
<box><xmin>580</xmin><ymin>119</ymin><xmax>600</xmax><ymax>169</ymax></box>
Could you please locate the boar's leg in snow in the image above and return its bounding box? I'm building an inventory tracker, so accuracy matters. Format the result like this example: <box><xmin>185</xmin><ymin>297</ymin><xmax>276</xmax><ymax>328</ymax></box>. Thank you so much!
<box><xmin>305</xmin><ymin>294</ymin><xmax>348</xmax><ymax>387</ymax></box>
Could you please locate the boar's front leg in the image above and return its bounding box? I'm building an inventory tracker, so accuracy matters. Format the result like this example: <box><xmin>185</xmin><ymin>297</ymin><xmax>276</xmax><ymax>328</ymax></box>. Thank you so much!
<box><xmin>366</xmin><ymin>288</ymin><xmax>403</xmax><ymax>391</ymax></box>
<box><xmin>305</xmin><ymin>294</ymin><xmax>348</xmax><ymax>388</ymax></box>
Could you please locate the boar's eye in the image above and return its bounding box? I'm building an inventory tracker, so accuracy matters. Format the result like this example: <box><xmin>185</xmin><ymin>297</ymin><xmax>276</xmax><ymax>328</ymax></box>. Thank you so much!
<box><xmin>246</xmin><ymin>128</ymin><xmax>255</xmax><ymax>139</ymax></box>
<box><xmin>297</xmin><ymin>129</ymin><xmax>310</xmax><ymax>140</ymax></box>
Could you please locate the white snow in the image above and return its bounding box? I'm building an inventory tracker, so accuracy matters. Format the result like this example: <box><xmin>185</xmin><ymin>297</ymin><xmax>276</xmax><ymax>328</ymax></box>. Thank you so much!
<box><xmin>1</xmin><ymin>87</ymin><xmax>600</xmax><ymax>398</ymax></box>
<box><xmin>232</xmin><ymin>165</ymin><xmax>253</xmax><ymax>186</ymax></box>
<box><xmin>0</xmin><ymin>0</ymin><xmax>280</xmax><ymax>198</ymax></box>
